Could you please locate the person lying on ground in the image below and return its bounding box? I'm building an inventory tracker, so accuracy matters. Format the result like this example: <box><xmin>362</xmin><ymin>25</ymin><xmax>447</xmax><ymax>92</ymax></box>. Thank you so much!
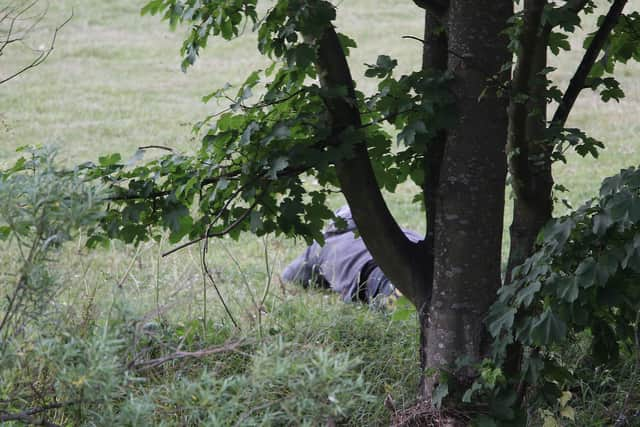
<box><xmin>281</xmin><ymin>205</ymin><xmax>423</xmax><ymax>304</ymax></box>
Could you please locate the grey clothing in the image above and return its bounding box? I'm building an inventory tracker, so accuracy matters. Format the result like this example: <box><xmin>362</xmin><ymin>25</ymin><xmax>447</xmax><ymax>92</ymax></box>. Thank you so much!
<box><xmin>282</xmin><ymin>206</ymin><xmax>423</xmax><ymax>303</ymax></box>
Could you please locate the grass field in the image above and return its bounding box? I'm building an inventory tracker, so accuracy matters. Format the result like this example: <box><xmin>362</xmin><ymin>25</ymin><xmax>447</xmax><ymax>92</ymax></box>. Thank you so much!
<box><xmin>2</xmin><ymin>0</ymin><xmax>640</xmax><ymax>425</ymax></box>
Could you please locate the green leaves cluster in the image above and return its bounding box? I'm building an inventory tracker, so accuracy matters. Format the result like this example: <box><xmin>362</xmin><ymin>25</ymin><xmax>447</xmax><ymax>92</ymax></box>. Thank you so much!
<box><xmin>587</xmin><ymin>11</ymin><xmax>640</xmax><ymax>102</ymax></box>
<box><xmin>86</xmin><ymin>0</ymin><xmax>454</xmax><ymax>249</ymax></box>
<box><xmin>363</xmin><ymin>56</ymin><xmax>455</xmax><ymax>192</ymax></box>
<box><xmin>142</xmin><ymin>0</ymin><xmax>259</xmax><ymax>71</ymax></box>
<box><xmin>481</xmin><ymin>167</ymin><xmax>640</xmax><ymax>415</ymax></box>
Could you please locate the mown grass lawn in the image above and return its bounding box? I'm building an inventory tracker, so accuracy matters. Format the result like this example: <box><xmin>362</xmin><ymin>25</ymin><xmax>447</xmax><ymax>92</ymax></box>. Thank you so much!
<box><xmin>1</xmin><ymin>0</ymin><xmax>640</xmax><ymax>425</ymax></box>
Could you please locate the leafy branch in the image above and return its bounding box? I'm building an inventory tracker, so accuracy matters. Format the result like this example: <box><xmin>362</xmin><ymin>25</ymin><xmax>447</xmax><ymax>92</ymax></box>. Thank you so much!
<box><xmin>551</xmin><ymin>0</ymin><xmax>628</xmax><ymax>129</ymax></box>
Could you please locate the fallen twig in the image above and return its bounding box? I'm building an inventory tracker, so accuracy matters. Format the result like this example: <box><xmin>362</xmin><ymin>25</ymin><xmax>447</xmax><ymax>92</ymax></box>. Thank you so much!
<box><xmin>0</xmin><ymin>399</ymin><xmax>84</xmax><ymax>426</ymax></box>
<box><xmin>132</xmin><ymin>339</ymin><xmax>247</xmax><ymax>371</ymax></box>
<box><xmin>138</xmin><ymin>145</ymin><xmax>174</xmax><ymax>152</ymax></box>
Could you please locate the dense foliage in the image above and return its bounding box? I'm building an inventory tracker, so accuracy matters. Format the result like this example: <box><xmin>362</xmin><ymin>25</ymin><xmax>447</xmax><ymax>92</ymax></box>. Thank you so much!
<box><xmin>473</xmin><ymin>166</ymin><xmax>640</xmax><ymax>424</ymax></box>
<box><xmin>84</xmin><ymin>0</ymin><xmax>454</xmax><ymax>248</ymax></box>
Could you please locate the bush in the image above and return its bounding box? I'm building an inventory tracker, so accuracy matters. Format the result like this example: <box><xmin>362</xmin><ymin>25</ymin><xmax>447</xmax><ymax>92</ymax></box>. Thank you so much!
<box><xmin>146</xmin><ymin>335</ymin><xmax>376</xmax><ymax>426</ymax></box>
<box><xmin>0</xmin><ymin>146</ymin><xmax>106</xmax><ymax>342</ymax></box>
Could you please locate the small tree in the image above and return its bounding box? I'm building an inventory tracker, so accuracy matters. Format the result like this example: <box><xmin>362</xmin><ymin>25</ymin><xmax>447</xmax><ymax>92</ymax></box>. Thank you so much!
<box><xmin>0</xmin><ymin>147</ymin><xmax>106</xmax><ymax>343</ymax></box>
<box><xmin>89</xmin><ymin>0</ymin><xmax>640</xmax><ymax>422</ymax></box>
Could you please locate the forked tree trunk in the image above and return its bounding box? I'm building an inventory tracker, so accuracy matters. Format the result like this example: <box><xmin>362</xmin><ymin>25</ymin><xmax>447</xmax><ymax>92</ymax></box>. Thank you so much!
<box><xmin>424</xmin><ymin>0</ymin><xmax>512</xmax><ymax>397</ymax></box>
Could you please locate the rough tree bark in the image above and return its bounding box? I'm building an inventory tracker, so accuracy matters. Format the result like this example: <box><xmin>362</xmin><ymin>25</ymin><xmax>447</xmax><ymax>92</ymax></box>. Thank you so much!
<box><xmin>417</xmin><ymin>2</ymin><xmax>449</xmax><ymax>396</ymax></box>
<box><xmin>424</xmin><ymin>0</ymin><xmax>512</xmax><ymax>397</ymax></box>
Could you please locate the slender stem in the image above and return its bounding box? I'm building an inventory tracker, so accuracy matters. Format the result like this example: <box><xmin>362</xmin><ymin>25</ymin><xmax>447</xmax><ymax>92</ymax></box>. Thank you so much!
<box><xmin>201</xmin><ymin>225</ymin><xmax>239</xmax><ymax>329</ymax></box>
<box><xmin>162</xmin><ymin>200</ymin><xmax>258</xmax><ymax>257</ymax></box>
<box><xmin>155</xmin><ymin>237</ymin><xmax>162</xmax><ymax>322</ymax></box>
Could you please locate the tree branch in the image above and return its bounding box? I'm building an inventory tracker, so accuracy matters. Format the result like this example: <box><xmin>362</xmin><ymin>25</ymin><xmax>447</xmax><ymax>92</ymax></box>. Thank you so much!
<box><xmin>138</xmin><ymin>145</ymin><xmax>174</xmax><ymax>152</ymax></box>
<box><xmin>162</xmin><ymin>199</ymin><xmax>258</xmax><ymax>257</ymax></box>
<box><xmin>202</xmin><ymin>229</ymin><xmax>240</xmax><ymax>329</ymax></box>
<box><xmin>550</xmin><ymin>0</ymin><xmax>628</xmax><ymax>129</ymax></box>
<box><xmin>0</xmin><ymin>400</ymin><xmax>85</xmax><ymax>426</ymax></box>
<box><xmin>412</xmin><ymin>0</ymin><xmax>449</xmax><ymax>17</ymax></box>
<box><xmin>0</xmin><ymin>9</ymin><xmax>72</xmax><ymax>85</ymax></box>
<box><xmin>508</xmin><ymin>0</ymin><xmax>547</xmax><ymax>200</ymax></box>
<box><xmin>311</xmin><ymin>24</ymin><xmax>428</xmax><ymax>307</ymax></box>
<box><xmin>105</xmin><ymin>171</ymin><xmax>240</xmax><ymax>202</ymax></box>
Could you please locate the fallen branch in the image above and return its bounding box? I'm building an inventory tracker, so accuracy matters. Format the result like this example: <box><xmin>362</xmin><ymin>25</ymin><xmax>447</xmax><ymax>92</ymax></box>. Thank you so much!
<box><xmin>0</xmin><ymin>400</ymin><xmax>84</xmax><ymax>426</ymax></box>
<box><xmin>132</xmin><ymin>339</ymin><xmax>247</xmax><ymax>371</ymax></box>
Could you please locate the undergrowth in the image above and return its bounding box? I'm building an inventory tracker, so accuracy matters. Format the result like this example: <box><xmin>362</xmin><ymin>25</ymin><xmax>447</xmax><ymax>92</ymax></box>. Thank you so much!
<box><xmin>0</xmin><ymin>288</ymin><xmax>419</xmax><ymax>426</ymax></box>
<box><xmin>0</xmin><ymin>147</ymin><xmax>639</xmax><ymax>426</ymax></box>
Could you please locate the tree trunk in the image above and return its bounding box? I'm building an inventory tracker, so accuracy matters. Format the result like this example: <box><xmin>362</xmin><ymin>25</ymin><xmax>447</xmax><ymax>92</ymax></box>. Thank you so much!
<box><xmin>419</xmin><ymin>7</ymin><xmax>448</xmax><ymax>397</ymax></box>
<box><xmin>504</xmin><ymin>28</ymin><xmax>552</xmax><ymax>380</ymax></box>
<box><xmin>424</xmin><ymin>0</ymin><xmax>512</xmax><ymax>396</ymax></box>
<box><xmin>506</xmin><ymin>0</ymin><xmax>552</xmax><ymax>284</ymax></box>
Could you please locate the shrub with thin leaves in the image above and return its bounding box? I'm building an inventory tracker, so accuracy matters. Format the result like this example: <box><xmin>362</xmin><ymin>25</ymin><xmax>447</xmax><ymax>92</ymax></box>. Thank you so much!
<box><xmin>152</xmin><ymin>337</ymin><xmax>374</xmax><ymax>426</ymax></box>
<box><xmin>0</xmin><ymin>146</ymin><xmax>106</xmax><ymax>341</ymax></box>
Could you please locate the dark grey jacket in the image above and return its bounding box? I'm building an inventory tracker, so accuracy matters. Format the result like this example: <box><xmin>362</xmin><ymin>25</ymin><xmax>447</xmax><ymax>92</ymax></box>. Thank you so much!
<box><xmin>282</xmin><ymin>206</ymin><xmax>423</xmax><ymax>303</ymax></box>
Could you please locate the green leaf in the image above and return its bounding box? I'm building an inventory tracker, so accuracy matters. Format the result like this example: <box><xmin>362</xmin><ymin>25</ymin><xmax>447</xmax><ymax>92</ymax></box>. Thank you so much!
<box><xmin>98</xmin><ymin>153</ymin><xmax>122</xmax><ymax>167</ymax></box>
<box><xmin>432</xmin><ymin>382</ymin><xmax>448</xmax><ymax>408</ymax></box>
<box><xmin>364</xmin><ymin>55</ymin><xmax>398</xmax><ymax>78</ymax></box>
<box><xmin>337</xmin><ymin>33</ymin><xmax>357</xmax><ymax>56</ymax></box>
<box><xmin>514</xmin><ymin>280</ymin><xmax>542</xmax><ymax>307</ymax></box>
<box><xmin>240</xmin><ymin>122</ymin><xmax>260</xmax><ymax>145</ymax></box>
<box><xmin>592</xmin><ymin>212</ymin><xmax>612</xmax><ymax>236</ymax></box>
<box><xmin>554</xmin><ymin>276</ymin><xmax>579</xmax><ymax>303</ymax></box>
<box><xmin>0</xmin><ymin>225</ymin><xmax>11</xmax><ymax>240</ymax></box>
<box><xmin>294</xmin><ymin>44</ymin><xmax>315</xmax><ymax>69</ymax></box>
<box><xmin>162</xmin><ymin>203</ymin><xmax>190</xmax><ymax>235</ymax></box>
<box><xmin>141</xmin><ymin>0</ymin><xmax>165</xmax><ymax>16</ymax></box>
<box><xmin>486</xmin><ymin>303</ymin><xmax>516</xmax><ymax>337</ymax></box>
<box><xmin>575</xmin><ymin>257</ymin><xmax>597</xmax><ymax>288</ymax></box>
<box><xmin>267</xmin><ymin>157</ymin><xmax>288</xmax><ymax>179</ymax></box>
<box><xmin>530</xmin><ymin>308</ymin><xmax>567</xmax><ymax>345</ymax></box>
<box><xmin>549</xmin><ymin>32</ymin><xmax>570</xmax><ymax>55</ymax></box>
<box><xmin>489</xmin><ymin>390</ymin><xmax>517</xmax><ymax>421</ymax></box>
<box><xmin>462</xmin><ymin>381</ymin><xmax>483</xmax><ymax>403</ymax></box>
<box><xmin>391</xmin><ymin>296</ymin><xmax>415</xmax><ymax>321</ymax></box>
<box><xmin>597</xmin><ymin>251</ymin><xmax>619</xmax><ymax>283</ymax></box>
